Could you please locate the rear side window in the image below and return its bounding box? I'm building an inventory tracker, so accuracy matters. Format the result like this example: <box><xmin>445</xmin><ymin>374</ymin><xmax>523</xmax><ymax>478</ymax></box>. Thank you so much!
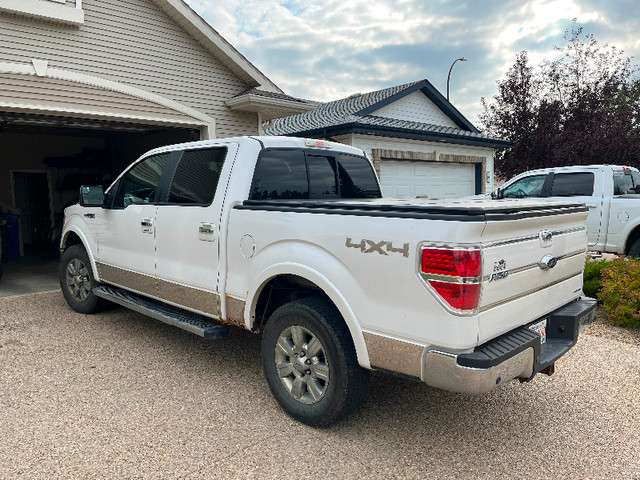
<box><xmin>250</xmin><ymin>149</ymin><xmax>309</xmax><ymax>200</ymax></box>
<box><xmin>550</xmin><ymin>173</ymin><xmax>594</xmax><ymax>196</ymax></box>
<box><xmin>168</xmin><ymin>148</ymin><xmax>226</xmax><ymax>205</ymax></box>
<box><xmin>250</xmin><ymin>148</ymin><xmax>381</xmax><ymax>200</ymax></box>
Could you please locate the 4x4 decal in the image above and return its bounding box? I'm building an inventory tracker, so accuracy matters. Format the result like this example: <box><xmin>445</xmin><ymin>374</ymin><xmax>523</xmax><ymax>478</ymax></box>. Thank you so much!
<box><xmin>346</xmin><ymin>237</ymin><xmax>410</xmax><ymax>258</ymax></box>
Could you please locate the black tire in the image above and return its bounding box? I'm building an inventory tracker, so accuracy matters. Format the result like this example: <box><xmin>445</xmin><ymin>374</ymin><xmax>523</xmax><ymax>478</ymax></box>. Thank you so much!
<box><xmin>261</xmin><ymin>297</ymin><xmax>370</xmax><ymax>427</ymax></box>
<box><xmin>59</xmin><ymin>244</ymin><xmax>105</xmax><ymax>314</ymax></box>
<box><xmin>628</xmin><ymin>239</ymin><xmax>640</xmax><ymax>258</ymax></box>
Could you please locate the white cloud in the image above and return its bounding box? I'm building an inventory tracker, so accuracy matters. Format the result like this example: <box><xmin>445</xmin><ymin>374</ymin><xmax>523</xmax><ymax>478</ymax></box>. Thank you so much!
<box><xmin>185</xmin><ymin>0</ymin><xmax>640</xmax><ymax>124</ymax></box>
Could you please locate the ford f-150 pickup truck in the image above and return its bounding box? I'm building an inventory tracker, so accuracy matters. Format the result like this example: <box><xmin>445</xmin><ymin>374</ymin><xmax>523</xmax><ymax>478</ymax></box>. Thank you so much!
<box><xmin>60</xmin><ymin>136</ymin><xmax>596</xmax><ymax>426</ymax></box>
<box><xmin>495</xmin><ymin>165</ymin><xmax>640</xmax><ymax>256</ymax></box>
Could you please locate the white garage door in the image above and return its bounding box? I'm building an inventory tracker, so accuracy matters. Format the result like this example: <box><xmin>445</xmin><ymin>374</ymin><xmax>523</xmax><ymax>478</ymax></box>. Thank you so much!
<box><xmin>380</xmin><ymin>160</ymin><xmax>476</xmax><ymax>199</ymax></box>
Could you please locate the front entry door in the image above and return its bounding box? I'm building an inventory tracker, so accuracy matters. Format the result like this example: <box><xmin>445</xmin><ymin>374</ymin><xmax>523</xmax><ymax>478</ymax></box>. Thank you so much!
<box><xmin>96</xmin><ymin>152</ymin><xmax>169</xmax><ymax>297</ymax></box>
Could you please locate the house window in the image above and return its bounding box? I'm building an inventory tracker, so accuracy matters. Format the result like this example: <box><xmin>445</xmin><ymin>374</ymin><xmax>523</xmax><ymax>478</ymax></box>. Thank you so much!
<box><xmin>0</xmin><ymin>0</ymin><xmax>85</xmax><ymax>26</ymax></box>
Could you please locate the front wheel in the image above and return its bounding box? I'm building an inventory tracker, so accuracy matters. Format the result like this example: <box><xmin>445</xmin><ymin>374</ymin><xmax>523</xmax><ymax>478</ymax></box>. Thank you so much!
<box><xmin>261</xmin><ymin>297</ymin><xmax>370</xmax><ymax>427</ymax></box>
<box><xmin>59</xmin><ymin>244</ymin><xmax>105</xmax><ymax>314</ymax></box>
<box><xmin>628</xmin><ymin>239</ymin><xmax>640</xmax><ymax>258</ymax></box>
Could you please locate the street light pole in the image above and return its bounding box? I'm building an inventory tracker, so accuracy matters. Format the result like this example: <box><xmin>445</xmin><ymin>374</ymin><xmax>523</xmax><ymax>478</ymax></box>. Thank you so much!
<box><xmin>446</xmin><ymin>57</ymin><xmax>467</xmax><ymax>101</ymax></box>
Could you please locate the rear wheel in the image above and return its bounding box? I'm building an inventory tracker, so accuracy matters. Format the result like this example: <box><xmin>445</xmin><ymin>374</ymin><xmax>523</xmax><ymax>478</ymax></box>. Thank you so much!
<box><xmin>261</xmin><ymin>297</ymin><xmax>370</xmax><ymax>427</ymax></box>
<box><xmin>59</xmin><ymin>245</ymin><xmax>105</xmax><ymax>314</ymax></box>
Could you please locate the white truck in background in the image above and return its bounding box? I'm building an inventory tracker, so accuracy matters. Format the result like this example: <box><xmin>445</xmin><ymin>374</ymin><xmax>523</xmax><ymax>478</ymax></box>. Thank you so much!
<box><xmin>59</xmin><ymin>136</ymin><xmax>596</xmax><ymax>426</ymax></box>
<box><xmin>496</xmin><ymin>165</ymin><xmax>640</xmax><ymax>256</ymax></box>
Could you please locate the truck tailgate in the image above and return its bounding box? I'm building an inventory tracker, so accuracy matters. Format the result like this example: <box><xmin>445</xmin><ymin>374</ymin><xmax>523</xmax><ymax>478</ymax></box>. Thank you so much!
<box><xmin>478</xmin><ymin>203</ymin><xmax>589</xmax><ymax>344</ymax></box>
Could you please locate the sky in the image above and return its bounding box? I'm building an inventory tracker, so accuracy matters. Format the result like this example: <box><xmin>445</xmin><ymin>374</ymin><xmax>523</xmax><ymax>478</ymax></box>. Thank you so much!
<box><xmin>184</xmin><ymin>0</ymin><xmax>640</xmax><ymax>126</ymax></box>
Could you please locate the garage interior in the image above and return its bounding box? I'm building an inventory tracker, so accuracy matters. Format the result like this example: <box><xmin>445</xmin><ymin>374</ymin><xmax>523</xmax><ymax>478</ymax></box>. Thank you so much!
<box><xmin>0</xmin><ymin>111</ymin><xmax>198</xmax><ymax>292</ymax></box>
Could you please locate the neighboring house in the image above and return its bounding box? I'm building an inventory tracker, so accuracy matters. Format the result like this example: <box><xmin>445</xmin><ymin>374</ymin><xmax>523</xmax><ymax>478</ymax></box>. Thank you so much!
<box><xmin>0</xmin><ymin>0</ymin><xmax>312</xmax><ymax>251</ymax></box>
<box><xmin>266</xmin><ymin>79</ymin><xmax>513</xmax><ymax>199</ymax></box>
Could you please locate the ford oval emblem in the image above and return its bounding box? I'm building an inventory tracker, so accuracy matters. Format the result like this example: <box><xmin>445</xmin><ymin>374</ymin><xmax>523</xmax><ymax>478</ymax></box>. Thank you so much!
<box><xmin>539</xmin><ymin>254</ymin><xmax>557</xmax><ymax>270</ymax></box>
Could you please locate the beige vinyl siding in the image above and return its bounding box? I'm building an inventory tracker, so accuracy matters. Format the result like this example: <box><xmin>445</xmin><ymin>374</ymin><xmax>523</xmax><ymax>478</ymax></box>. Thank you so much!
<box><xmin>0</xmin><ymin>73</ymin><xmax>196</xmax><ymax>123</ymax></box>
<box><xmin>0</xmin><ymin>0</ymin><xmax>258</xmax><ymax>136</ymax></box>
<box><xmin>371</xmin><ymin>91</ymin><xmax>458</xmax><ymax>128</ymax></box>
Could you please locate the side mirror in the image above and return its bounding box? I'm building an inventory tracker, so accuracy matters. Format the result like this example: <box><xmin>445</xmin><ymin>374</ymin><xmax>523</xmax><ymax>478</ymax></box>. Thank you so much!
<box><xmin>491</xmin><ymin>188</ymin><xmax>501</xmax><ymax>200</ymax></box>
<box><xmin>79</xmin><ymin>185</ymin><xmax>104</xmax><ymax>207</ymax></box>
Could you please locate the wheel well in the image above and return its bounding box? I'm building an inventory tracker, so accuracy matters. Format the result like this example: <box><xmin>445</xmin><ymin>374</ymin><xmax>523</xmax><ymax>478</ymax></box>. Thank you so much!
<box><xmin>625</xmin><ymin>226</ymin><xmax>640</xmax><ymax>255</ymax></box>
<box><xmin>62</xmin><ymin>231</ymin><xmax>83</xmax><ymax>251</ymax></box>
<box><xmin>252</xmin><ymin>275</ymin><xmax>331</xmax><ymax>332</ymax></box>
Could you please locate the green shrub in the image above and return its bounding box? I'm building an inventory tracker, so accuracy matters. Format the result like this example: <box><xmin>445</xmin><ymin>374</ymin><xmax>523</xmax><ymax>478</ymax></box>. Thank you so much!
<box><xmin>598</xmin><ymin>257</ymin><xmax>640</xmax><ymax>330</ymax></box>
<box><xmin>583</xmin><ymin>258</ymin><xmax>610</xmax><ymax>299</ymax></box>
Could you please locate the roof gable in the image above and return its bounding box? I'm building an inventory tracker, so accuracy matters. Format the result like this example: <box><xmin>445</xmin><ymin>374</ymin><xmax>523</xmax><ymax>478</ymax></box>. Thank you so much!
<box><xmin>353</xmin><ymin>79</ymin><xmax>477</xmax><ymax>132</ymax></box>
<box><xmin>265</xmin><ymin>79</ymin><xmax>513</xmax><ymax>149</ymax></box>
<box><xmin>369</xmin><ymin>90</ymin><xmax>458</xmax><ymax>128</ymax></box>
<box><xmin>151</xmin><ymin>0</ymin><xmax>281</xmax><ymax>93</ymax></box>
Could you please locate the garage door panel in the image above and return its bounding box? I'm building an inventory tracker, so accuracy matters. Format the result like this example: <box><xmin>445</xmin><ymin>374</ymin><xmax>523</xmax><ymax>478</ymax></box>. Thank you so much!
<box><xmin>380</xmin><ymin>160</ymin><xmax>475</xmax><ymax>199</ymax></box>
<box><xmin>414</xmin><ymin>165</ymin><xmax>430</xmax><ymax>176</ymax></box>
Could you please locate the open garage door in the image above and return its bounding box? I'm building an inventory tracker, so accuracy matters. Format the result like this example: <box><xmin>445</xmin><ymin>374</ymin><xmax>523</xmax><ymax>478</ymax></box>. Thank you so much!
<box><xmin>0</xmin><ymin>112</ymin><xmax>198</xmax><ymax>264</ymax></box>
<box><xmin>379</xmin><ymin>160</ymin><xmax>476</xmax><ymax>199</ymax></box>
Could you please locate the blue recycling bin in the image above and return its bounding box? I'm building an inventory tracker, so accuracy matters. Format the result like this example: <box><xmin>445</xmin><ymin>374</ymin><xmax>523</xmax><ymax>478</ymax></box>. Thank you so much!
<box><xmin>0</xmin><ymin>214</ymin><xmax>20</xmax><ymax>262</ymax></box>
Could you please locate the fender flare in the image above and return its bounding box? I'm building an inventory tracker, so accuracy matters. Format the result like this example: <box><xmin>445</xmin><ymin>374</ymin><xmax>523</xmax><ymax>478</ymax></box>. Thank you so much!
<box><xmin>60</xmin><ymin>225</ymin><xmax>101</xmax><ymax>282</ymax></box>
<box><xmin>246</xmin><ymin>262</ymin><xmax>371</xmax><ymax>369</ymax></box>
<box><xmin>623</xmin><ymin>220</ymin><xmax>640</xmax><ymax>249</ymax></box>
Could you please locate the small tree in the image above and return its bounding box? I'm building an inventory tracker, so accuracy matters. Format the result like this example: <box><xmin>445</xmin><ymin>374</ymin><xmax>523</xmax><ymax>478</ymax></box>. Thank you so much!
<box><xmin>480</xmin><ymin>22</ymin><xmax>640</xmax><ymax>178</ymax></box>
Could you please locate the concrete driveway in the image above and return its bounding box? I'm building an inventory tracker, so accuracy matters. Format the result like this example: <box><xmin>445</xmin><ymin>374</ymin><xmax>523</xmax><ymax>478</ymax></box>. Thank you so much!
<box><xmin>1</xmin><ymin>291</ymin><xmax>639</xmax><ymax>479</ymax></box>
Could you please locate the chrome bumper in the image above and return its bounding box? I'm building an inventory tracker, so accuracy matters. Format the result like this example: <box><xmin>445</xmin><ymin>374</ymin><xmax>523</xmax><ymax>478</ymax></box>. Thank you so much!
<box><xmin>422</xmin><ymin>348</ymin><xmax>534</xmax><ymax>395</ymax></box>
<box><xmin>421</xmin><ymin>296</ymin><xmax>597</xmax><ymax>395</ymax></box>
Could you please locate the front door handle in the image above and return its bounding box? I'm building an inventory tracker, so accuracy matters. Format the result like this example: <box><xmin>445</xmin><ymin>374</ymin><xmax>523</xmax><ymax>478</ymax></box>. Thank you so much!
<box><xmin>199</xmin><ymin>222</ymin><xmax>216</xmax><ymax>242</ymax></box>
<box><xmin>141</xmin><ymin>217</ymin><xmax>153</xmax><ymax>234</ymax></box>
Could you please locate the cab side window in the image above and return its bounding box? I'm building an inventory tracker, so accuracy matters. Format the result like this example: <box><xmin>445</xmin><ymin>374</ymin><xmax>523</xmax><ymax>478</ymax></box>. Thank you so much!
<box><xmin>168</xmin><ymin>148</ymin><xmax>227</xmax><ymax>205</ymax></box>
<box><xmin>250</xmin><ymin>150</ymin><xmax>309</xmax><ymax>200</ymax></box>
<box><xmin>502</xmin><ymin>175</ymin><xmax>546</xmax><ymax>198</ymax></box>
<box><xmin>250</xmin><ymin>149</ymin><xmax>381</xmax><ymax>200</ymax></box>
<box><xmin>550</xmin><ymin>173</ymin><xmax>594</xmax><ymax>196</ymax></box>
<box><xmin>114</xmin><ymin>153</ymin><xmax>169</xmax><ymax>208</ymax></box>
<box><xmin>613</xmin><ymin>170</ymin><xmax>640</xmax><ymax>195</ymax></box>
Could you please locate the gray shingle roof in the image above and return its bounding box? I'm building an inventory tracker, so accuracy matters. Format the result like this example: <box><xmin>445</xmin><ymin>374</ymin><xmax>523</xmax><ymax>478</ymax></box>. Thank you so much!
<box><xmin>265</xmin><ymin>80</ymin><xmax>512</xmax><ymax>147</ymax></box>
<box><xmin>232</xmin><ymin>87</ymin><xmax>311</xmax><ymax>104</ymax></box>
<box><xmin>265</xmin><ymin>81</ymin><xmax>421</xmax><ymax>134</ymax></box>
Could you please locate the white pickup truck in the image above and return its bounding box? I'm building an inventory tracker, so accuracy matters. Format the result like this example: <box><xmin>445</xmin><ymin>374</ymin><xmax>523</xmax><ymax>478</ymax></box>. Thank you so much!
<box><xmin>496</xmin><ymin>165</ymin><xmax>640</xmax><ymax>256</ymax></box>
<box><xmin>60</xmin><ymin>136</ymin><xmax>596</xmax><ymax>426</ymax></box>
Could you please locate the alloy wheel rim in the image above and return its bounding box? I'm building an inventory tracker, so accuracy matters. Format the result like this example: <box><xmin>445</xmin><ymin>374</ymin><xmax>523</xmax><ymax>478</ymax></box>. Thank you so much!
<box><xmin>274</xmin><ymin>325</ymin><xmax>329</xmax><ymax>404</ymax></box>
<box><xmin>65</xmin><ymin>258</ymin><xmax>91</xmax><ymax>302</ymax></box>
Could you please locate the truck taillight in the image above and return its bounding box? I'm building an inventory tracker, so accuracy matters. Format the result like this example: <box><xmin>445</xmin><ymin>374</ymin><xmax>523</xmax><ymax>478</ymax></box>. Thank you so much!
<box><xmin>420</xmin><ymin>248</ymin><xmax>482</xmax><ymax>312</ymax></box>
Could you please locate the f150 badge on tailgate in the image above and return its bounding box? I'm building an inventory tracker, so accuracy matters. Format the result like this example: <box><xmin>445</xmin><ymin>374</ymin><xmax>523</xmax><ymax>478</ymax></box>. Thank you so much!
<box><xmin>489</xmin><ymin>259</ymin><xmax>509</xmax><ymax>282</ymax></box>
<box><xmin>346</xmin><ymin>237</ymin><xmax>410</xmax><ymax>258</ymax></box>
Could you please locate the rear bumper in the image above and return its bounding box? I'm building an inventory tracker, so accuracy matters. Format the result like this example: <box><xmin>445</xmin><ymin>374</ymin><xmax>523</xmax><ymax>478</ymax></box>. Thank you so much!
<box><xmin>422</xmin><ymin>296</ymin><xmax>597</xmax><ymax>394</ymax></box>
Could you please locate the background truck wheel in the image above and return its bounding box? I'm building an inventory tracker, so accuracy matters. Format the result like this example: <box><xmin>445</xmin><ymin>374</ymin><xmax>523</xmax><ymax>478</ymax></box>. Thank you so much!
<box><xmin>261</xmin><ymin>297</ymin><xmax>370</xmax><ymax>427</ymax></box>
<box><xmin>628</xmin><ymin>239</ymin><xmax>640</xmax><ymax>258</ymax></box>
<box><xmin>59</xmin><ymin>245</ymin><xmax>105</xmax><ymax>314</ymax></box>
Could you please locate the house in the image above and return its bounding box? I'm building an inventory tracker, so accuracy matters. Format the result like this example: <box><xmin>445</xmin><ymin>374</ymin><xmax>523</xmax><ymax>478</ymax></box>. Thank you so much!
<box><xmin>266</xmin><ymin>79</ymin><xmax>513</xmax><ymax>199</ymax></box>
<box><xmin>0</xmin><ymin>0</ymin><xmax>312</xmax><ymax>252</ymax></box>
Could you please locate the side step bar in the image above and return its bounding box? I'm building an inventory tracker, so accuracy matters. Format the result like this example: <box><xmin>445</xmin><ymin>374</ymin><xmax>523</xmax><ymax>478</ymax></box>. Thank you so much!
<box><xmin>93</xmin><ymin>285</ymin><xmax>228</xmax><ymax>339</ymax></box>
